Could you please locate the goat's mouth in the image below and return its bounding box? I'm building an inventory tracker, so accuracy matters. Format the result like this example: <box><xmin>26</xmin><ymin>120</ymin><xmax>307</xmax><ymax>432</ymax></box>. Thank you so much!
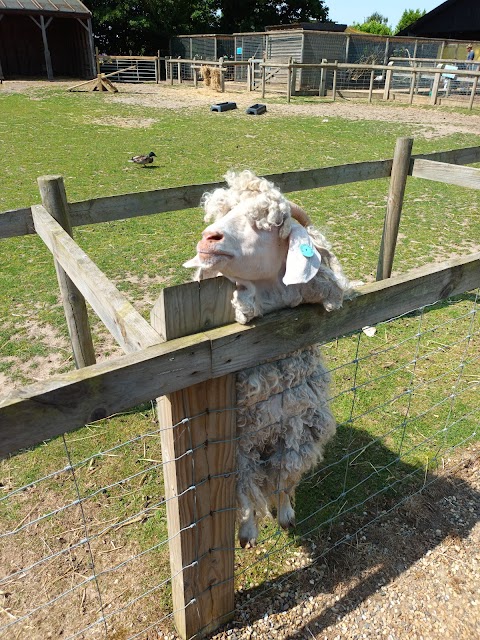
<box><xmin>197</xmin><ymin>250</ymin><xmax>233</xmax><ymax>263</ymax></box>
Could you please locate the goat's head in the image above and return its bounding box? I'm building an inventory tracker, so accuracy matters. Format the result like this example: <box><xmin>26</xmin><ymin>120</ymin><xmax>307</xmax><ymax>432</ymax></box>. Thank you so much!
<box><xmin>184</xmin><ymin>170</ymin><xmax>348</xmax><ymax>323</ymax></box>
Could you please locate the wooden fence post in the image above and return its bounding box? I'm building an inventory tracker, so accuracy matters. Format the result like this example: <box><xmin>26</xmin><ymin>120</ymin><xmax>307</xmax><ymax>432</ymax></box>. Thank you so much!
<box><xmin>287</xmin><ymin>57</ymin><xmax>292</xmax><ymax>103</ymax></box>
<box><xmin>319</xmin><ymin>59</ymin><xmax>327</xmax><ymax>97</ymax></box>
<box><xmin>430</xmin><ymin>69</ymin><xmax>441</xmax><ymax>105</ymax></box>
<box><xmin>376</xmin><ymin>138</ymin><xmax>413</xmax><ymax>281</ymax></box>
<box><xmin>383</xmin><ymin>66</ymin><xmax>392</xmax><ymax>101</ymax></box>
<box><xmin>368</xmin><ymin>69</ymin><xmax>374</xmax><ymax>103</ymax></box>
<box><xmin>151</xmin><ymin>277</ymin><xmax>237</xmax><ymax>640</ymax></box>
<box><xmin>468</xmin><ymin>75</ymin><xmax>478</xmax><ymax>110</ymax></box>
<box><xmin>37</xmin><ymin>176</ymin><xmax>96</xmax><ymax>368</ymax></box>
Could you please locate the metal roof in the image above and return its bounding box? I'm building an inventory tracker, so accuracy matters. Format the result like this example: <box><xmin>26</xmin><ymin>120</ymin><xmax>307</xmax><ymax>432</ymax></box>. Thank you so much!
<box><xmin>0</xmin><ymin>0</ymin><xmax>90</xmax><ymax>15</ymax></box>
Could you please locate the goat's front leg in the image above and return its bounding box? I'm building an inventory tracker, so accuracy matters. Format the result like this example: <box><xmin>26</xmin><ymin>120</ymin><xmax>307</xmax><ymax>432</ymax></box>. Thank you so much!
<box><xmin>277</xmin><ymin>490</ymin><xmax>296</xmax><ymax>530</ymax></box>
<box><xmin>238</xmin><ymin>493</ymin><xmax>259</xmax><ymax>548</ymax></box>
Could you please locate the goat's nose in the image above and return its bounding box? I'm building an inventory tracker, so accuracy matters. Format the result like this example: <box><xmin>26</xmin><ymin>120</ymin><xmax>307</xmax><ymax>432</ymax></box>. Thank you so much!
<box><xmin>202</xmin><ymin>229</ymin><xmax>224</xmax><ymax>242</ymax></box>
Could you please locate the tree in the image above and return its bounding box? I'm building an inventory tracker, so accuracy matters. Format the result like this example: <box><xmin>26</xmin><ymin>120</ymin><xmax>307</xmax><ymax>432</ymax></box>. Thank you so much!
<box><xmin>365</xmin><ymin>12</ymin><xmax>389</xmax><ymax>25</ymax></box>
<box><xmin>216</xmin><ymin>0</ymin><xmax>329</xmax><ymax>34</ymax></box>
<box><xmin>352</xmin><ymin>20</ymin><xmax>392</xmax><ymax>36</ymax></box>
<box><xmin>395</xmin><ymin>9</ymin><xmax>426</xmax><ymax>34</ymax></box>
<box><xmin>88</xmin><ymin>0</ymin><xmax>330</xmax><ymax>54</ymax></box>
<box><xmin>89</xmin><ymin>0</ymin><xmax>219</xmax><ymax>54</ymax></box>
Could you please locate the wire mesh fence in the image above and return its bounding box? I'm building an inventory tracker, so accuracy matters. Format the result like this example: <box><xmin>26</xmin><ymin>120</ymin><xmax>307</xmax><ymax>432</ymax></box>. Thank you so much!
<box><xmin>1</xmin><ymin>289</ymin><xmax>478</xmax><ymax>639</ymax></box>
<box><xmin>170</xmin><ymin>31</ymin><xmax>480</xmax><ymax>104</ymax></box>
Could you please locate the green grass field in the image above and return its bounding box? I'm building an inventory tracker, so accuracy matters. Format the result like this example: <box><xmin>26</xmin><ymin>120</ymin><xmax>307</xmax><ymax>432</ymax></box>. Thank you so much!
<box><xmin>0</xmin><ymin>85</ymin><xmax>479</xmax><ymax>638</ymax></box>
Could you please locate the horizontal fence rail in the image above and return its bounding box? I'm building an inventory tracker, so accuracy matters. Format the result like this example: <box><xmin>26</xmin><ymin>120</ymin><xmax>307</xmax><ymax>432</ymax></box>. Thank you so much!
<box><xmin>2</xmin><ymin>145</ymin><xmax>480</xmax><ymax>240</ymax></box>
<box><xmin>1</xmin><ymin>251</ymin><xmax>479</xmax><ymax>459</ymax></box>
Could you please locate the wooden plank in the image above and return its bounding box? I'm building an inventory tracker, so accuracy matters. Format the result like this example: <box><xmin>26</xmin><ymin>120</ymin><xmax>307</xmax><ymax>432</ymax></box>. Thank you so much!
<box><xmin>31</xmin><ymin>204</ymin><xmax>161</xmax><ymax>353</ymax></box>
<box><xmin>210</xmin><ymin>252</ymin><xmax>480</xmax><ymax>378</ymax></box>
<box><xmin>151</xmin><ymin>278</ymin><xmax>236</xmax><ymax>639</ymax></box>
<box><xmin>0</xmin><ymin>207</ymin><xmax>35</xmax><ymax>238</ymax></box>
<box><xmin>0</xmin><ymin>333</ymin><xmax>212</xmax><ymax>458</ymax></box>
<box><xmin>377</xmin><ymin>138</ymin><xmax>414</xmax><ymax>280</ymax></box>
<box><xmin>37</xmin><ymin>176</ymin><xmax>96</xmax><ymax>368</ymax></box>
<box><xmin>40</xmin><ymin>16</ymin><xmax>53</xmax><ymax>81</ymax></box>
<box><xmin>2</xmin><ymin>146</ymin><xmax>480</xmax><ymax>239</ymax></box>
<box><xmin>1</xmin><ymin>252</ymin><xmax>479</xmax><ymax>459</ymax></box>
<box><xmin>412</xmin><ymin>159</ymin><xmax>480</xmax><ymax>190</ymax></box>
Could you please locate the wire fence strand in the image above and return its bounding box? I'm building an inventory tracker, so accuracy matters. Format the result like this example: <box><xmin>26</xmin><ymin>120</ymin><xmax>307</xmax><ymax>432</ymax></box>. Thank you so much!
<box><xmin>0</xmin><ymin>290</ymin><xmax>478</xmax><ymax>639</ymax></box>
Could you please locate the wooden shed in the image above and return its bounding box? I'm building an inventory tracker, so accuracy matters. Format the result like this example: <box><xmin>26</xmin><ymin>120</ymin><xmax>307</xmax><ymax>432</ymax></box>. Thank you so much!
<box><xmin>0</xmin><ymin>0</ymin><xmax>95</xmax><ymax>81</ymax></box>
<box><xmin>397</xmin><ymin>0</ymin><xmax>480</xmax><ymax>40</ymax></box>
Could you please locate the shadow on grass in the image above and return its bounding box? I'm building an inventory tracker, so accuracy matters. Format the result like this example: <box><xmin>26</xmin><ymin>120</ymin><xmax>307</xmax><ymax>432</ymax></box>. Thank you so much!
<box><xmin>228</xmin><ymin>426</ymin><xmax>479</xmax><ymax>638</ymax></box>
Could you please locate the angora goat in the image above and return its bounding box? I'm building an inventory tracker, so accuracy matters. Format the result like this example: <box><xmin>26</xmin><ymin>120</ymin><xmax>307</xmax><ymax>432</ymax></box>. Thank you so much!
<box><xmin>184</xmin><ymin>170</ymin><xmax>349</xmax><ymax>548</ymax></box>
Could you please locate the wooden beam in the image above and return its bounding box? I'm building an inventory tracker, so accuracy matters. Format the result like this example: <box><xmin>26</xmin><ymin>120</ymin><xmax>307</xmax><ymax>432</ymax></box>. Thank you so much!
<box><xmin>412</xmin><ymin>159</ymin><xmax>480</xmax><ymax>190</ymax></box>
<box><xmin>1</xmin><ymin>252</ymin><xmax>479</xmax><ymax>459</ymax></box>
<box><xmin>2</xmin><ymin>146</ymin><xmax>480</xmax><ymax>239</ymax></box>
<box><xmin>152</xmin><ymin>278</ymin><xmax>236</xmax><ymax>639</ymax></box>
<box><xmin>31</xmin><ymin>204</ymin><xmax>161</xmax><ymax>353</ymax></box>
<box><xmin>30</xmin><ymin>15</ymin><xmax>53</xmax><ymax>81</ymax></box>
<box><xmin>37</xmin><ymin>176</ymin><xmax>96</xmax><ymax>368</ymax></box>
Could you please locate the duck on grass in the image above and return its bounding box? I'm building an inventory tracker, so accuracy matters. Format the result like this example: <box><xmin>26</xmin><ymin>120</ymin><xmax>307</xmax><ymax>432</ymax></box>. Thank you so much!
<box><xmin>128</xmin><ymin>151</ymin><xmax>156</xmax><ymax>167</ymax></box>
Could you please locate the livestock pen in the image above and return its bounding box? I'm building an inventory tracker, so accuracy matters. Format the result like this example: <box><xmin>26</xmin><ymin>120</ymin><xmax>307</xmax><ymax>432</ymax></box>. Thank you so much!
<box><xmin>0</xmin><ymin>139</ymin><xmax>479</xmax><ymax>639</ymax></box>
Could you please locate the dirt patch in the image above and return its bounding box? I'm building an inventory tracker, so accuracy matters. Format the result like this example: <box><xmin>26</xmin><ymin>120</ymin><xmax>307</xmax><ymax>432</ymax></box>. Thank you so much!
<box><xmin>106</xmin><ymin>82</ymin><xmax>480</xmax><ymax>139</ymax></box>
<box><xmin>3</xmin><ymin>79</ymin><xmax>480</xmax><ymax>138</ymax></box>
<box><xmin>90</xmin><ymin>116</ymin><xmax>158</xmax><ymax>128</ymax></box>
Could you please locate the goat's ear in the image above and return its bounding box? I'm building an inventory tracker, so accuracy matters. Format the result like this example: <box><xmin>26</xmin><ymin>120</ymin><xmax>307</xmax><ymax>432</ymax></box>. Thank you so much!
<box><xmin>283</xmin><ymin>223</ymin><xmax>321</xmax><ymax>286</ymax></box>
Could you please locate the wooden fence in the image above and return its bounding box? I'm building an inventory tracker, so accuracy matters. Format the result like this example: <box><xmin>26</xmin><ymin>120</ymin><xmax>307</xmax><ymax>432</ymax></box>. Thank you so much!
<box><xmin>165</xmin><ymin>54</ymin><xmax>480</xmax><ymax>109</ymax></box>
<box><xmin>1</xmin><ymin>139</ymin><xmax>480</xmax><ymax>638</ymax></box>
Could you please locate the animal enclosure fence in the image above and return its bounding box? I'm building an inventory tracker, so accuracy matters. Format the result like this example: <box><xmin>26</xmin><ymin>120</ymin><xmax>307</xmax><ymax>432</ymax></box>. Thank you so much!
<box><xmin>171</xmin><ymin>30</ymin><xmax>480</xmax><ymax>98</ymax></box>
<box><xmin>0</xmin><ymin>140</ymin><xmax>479</xmax><ymax>639</ymax></box>
<box><xmin>96</xmin><ymin>53</ymin><xmax>161</xmax><ymax>83</ymax></box>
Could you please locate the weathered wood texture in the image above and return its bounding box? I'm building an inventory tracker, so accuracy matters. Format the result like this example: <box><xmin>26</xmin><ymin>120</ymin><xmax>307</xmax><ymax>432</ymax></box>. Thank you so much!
<box><xmin>31</xmin><ymin>204</ymin><xmax>161</xmax><ymax>353</ymax></box>
<box><xmin>2</xmin><ymin>252</ymin><xmax>479</xmax><ymax>458</ymax></box>
<box><xmin>412</xmin><ymin>159</ymin><xmax>480</xmax><ymax>190</ymax></box>
<box><xmin>151</xmin><ymin>278</ymin><xmax>236</xmax><ymax>639</ymax></box>
<box><xmin>3</xmin><ymin>146</ymin><xmax>480</xmax><ymax>239</ymax></box>
<box><xmin>37</xmin><ymin>176</ymin><xmax>96</xmax><ymax>368</ymax></box>
<box><xmin>377</xmin><ymin>138</ymin><xmax>414</xmax><ymax>280</ymax></box>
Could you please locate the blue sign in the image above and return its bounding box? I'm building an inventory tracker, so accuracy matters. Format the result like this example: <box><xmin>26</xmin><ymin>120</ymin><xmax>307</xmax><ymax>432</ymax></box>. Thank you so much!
<box><xmin>236</xmin><ymin>47</ymin><xmax>243</xmax><ymax>55</ymax></box>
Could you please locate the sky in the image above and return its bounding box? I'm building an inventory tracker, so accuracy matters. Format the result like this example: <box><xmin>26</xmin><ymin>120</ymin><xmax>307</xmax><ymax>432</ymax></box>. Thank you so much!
<box><xmin>328</xmin><ymin>1</ymin><xmax>444</xmax><ymax>30</ymax></box>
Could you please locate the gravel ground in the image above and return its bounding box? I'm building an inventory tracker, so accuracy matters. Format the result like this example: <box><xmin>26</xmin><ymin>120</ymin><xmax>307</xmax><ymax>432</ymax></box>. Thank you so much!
<box><xmin>207</xmin><ymin>444</ymin><xmax>480</xmax><ymax>640</ymax></box>
<box><xmin>167</xmin><ymin>445</ymin><xmax>479</xmax><ymax>640</ymax></box>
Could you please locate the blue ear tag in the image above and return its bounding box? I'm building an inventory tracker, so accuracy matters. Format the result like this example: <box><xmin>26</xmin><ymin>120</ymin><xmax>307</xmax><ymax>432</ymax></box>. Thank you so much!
<box><xmin>300</xmin><ymin>244</ymin><xmax>315</xmax><ymax>258</ymax></box>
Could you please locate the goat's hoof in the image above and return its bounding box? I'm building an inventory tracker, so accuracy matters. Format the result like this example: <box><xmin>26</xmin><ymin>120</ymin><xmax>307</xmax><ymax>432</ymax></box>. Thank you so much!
<box><xmin>239</xmin><ymin>521</ymin><xmax>258</xmax><ymax>549</ymax></box>
<box><xmin>240</xmin><ymin>536</ymin><xmax>257</xmax><ymax>549</ymax></box>
<box><xmin>279</xmin><ymin>511</ymin><xmax>296</xmax><ymax>531</ymax></box>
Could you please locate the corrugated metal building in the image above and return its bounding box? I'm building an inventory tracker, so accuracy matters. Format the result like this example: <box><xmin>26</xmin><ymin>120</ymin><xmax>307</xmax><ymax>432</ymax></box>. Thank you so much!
<box><xmin>0</xmin><ymin>0</ymin><xmax>95</xmax><ymax>80</ymax></box>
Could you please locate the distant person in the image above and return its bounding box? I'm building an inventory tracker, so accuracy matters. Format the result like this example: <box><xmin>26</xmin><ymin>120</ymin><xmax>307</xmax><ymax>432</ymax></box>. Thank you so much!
<box><xmin>466</xmin><ymin>44</ymin><xmax>475</xmax><ymax>69</ymax></box>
